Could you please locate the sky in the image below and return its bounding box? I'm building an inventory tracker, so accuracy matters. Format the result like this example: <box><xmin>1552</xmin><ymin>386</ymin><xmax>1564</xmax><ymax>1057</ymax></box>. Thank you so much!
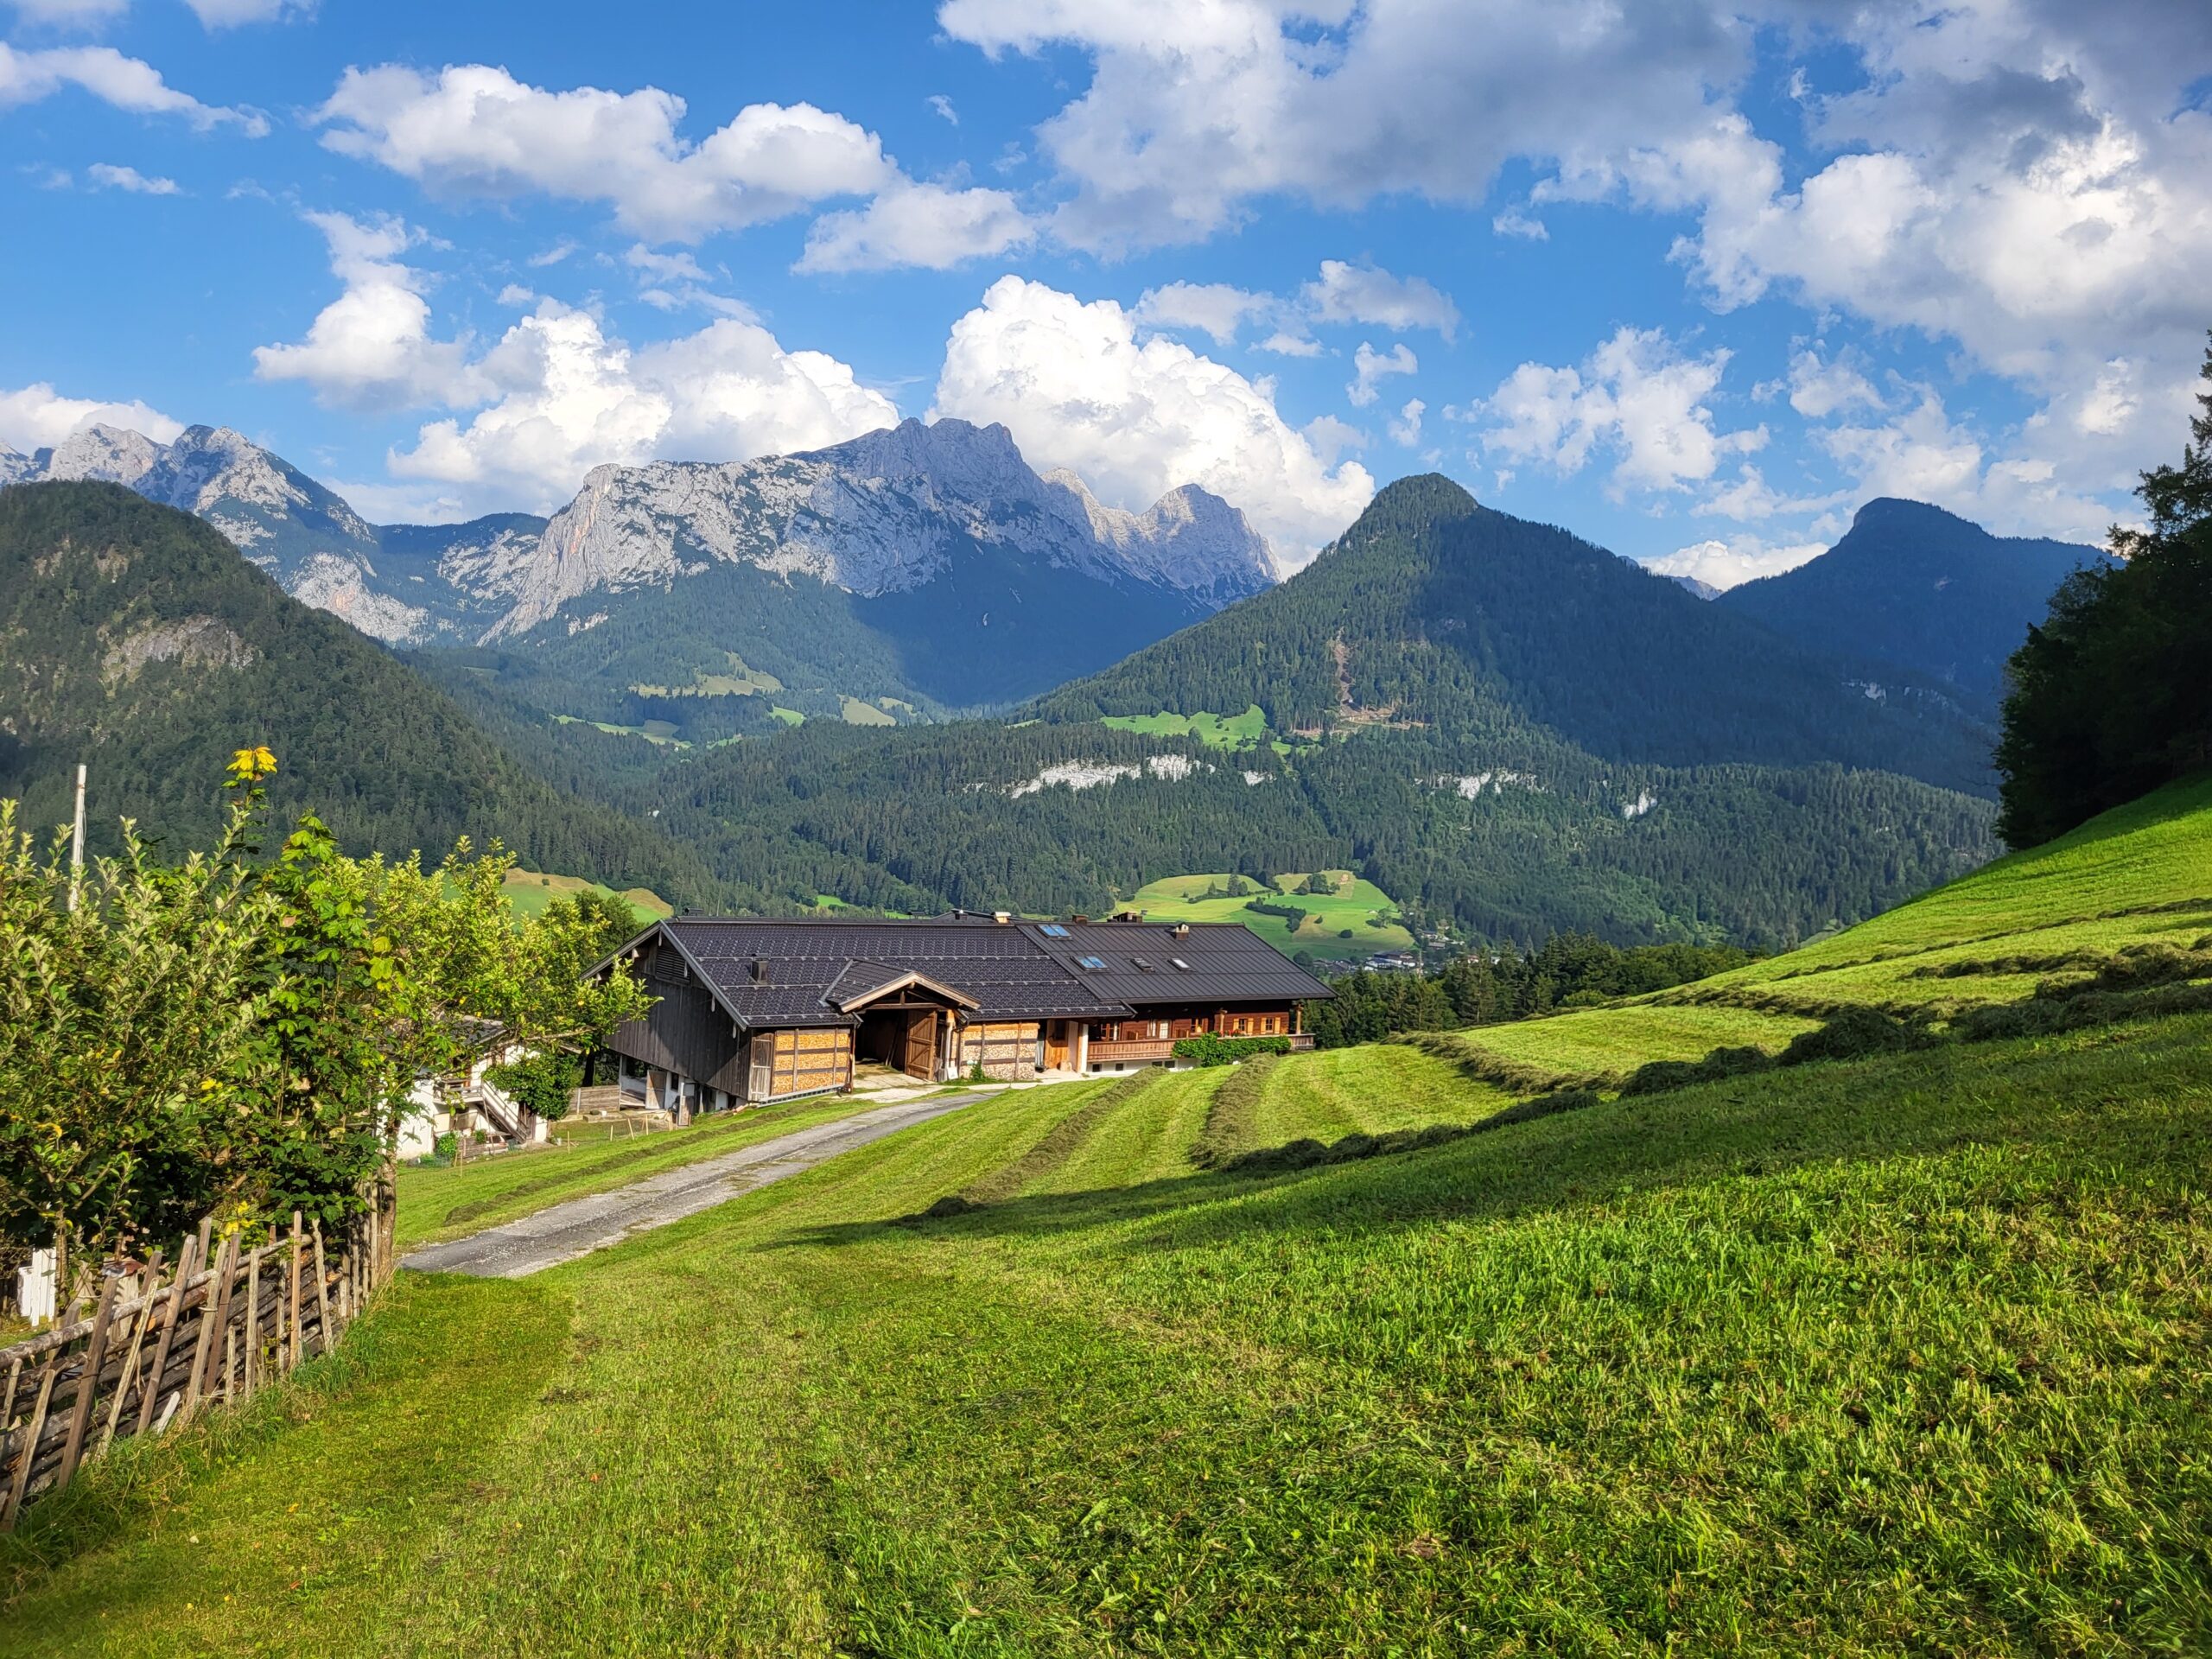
<box><xmin>3</xmin><ymin>1</ymin><xmax>2209</xmax><ymax>588</ymax></box>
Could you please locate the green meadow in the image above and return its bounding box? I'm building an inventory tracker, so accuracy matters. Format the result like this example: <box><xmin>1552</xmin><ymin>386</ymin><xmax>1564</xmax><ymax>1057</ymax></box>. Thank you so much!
<box><xmin>497</xmin><ymin>868</ymin><xmax>672</xmax><ymax>928</ymax></box>
<box><xmin>5</xmin><ymin>782</ymin><xmax>2210</xmax><ymax>1654</ymax></box>
<box><xmin>1128</xmin><ymin>868</ymin><xmax>1417</xmax><ymax>957</ymax></box>
<box><xmin>1099</xmin><ymin>703</ymin><xmax>1270</xmax><ymax>749</ymax></box>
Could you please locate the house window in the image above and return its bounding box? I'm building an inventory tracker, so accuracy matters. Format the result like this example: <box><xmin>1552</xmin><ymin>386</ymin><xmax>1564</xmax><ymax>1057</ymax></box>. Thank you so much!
<box><xmin>1077</xmin><ymin>954</ymin><xmax>1107</xmax><ymax>969</ymax></box>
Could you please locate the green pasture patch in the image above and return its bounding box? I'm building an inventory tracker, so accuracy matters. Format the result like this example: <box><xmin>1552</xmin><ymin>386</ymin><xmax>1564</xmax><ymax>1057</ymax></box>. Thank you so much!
<box><xmin>838</xmin><ymin>696</ymin><xmax>896</xmax><ymax>727</ymax></box>
<box><xmin>1100</xmin><ymin>704</ymin><xmax>1270</xmax><ymax>749</ymax></box>
<box><xmin>766</xmin><ymin>705</ymin><xmax>804</xmax><ymax>727</ymax></box>
<box><xmin>1451</xmin><ymin>1001</ymin><xmax>1819</xmax><ymax>1084</ymax></box>
<box><xmin>498</xmin><ymin>868</ymin><xmax>671</xmax><ymax>927</ymax></box>
<box><xmin>1127</xmin><ymin>868</ymin><xmax>1416</xmax><ymax>956</ymax></box>
<box><xmin>552</xmin><ymin>713</ymin><xmax>690</xmax><ymax>748</ymax></box>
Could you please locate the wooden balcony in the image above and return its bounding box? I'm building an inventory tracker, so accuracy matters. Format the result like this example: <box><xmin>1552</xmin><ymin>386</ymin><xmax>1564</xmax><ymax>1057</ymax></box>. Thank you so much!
<box><xmin>1086</xmin><ymin>1039</ymin><xmax>1177</xmax><ymax>1063</ymax></box>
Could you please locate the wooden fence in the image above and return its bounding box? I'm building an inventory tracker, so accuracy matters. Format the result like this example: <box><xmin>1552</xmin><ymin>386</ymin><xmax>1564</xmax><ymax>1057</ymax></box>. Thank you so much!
<box><xmin>0</xmin><ymin>1196</ymin><xmax>395</xmax><ymax>1529</ymax></box>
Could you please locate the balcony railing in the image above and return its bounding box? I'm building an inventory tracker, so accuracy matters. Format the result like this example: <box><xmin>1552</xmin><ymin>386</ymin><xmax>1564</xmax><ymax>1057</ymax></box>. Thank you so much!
<box><xmin>1086</xmin><ymin>1039</ymin><xmax>1177</xmax><ymax>1063</ymax></box>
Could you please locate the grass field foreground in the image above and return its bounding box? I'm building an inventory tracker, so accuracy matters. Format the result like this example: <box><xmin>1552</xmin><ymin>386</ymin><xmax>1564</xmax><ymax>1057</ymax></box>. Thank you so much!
<box><xmin>8</xmin><ymin>1010</ymin><xmax>2209</xmax><ymax>1655</ymax></box>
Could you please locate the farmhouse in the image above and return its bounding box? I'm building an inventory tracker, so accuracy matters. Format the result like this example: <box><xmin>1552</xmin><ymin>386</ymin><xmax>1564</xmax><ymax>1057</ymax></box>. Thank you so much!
<box><xmin>591</xmin><ymin>912</ymin><xmax>1332</xmax><ymax>1111</ymax></box>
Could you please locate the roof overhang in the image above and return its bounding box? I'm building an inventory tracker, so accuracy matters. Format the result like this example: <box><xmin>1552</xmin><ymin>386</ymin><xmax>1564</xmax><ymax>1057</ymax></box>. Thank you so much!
<box><xmin>833</xmin><ymin>968</ymin><xmax>981</xmax><ymax>1014</ymax></box>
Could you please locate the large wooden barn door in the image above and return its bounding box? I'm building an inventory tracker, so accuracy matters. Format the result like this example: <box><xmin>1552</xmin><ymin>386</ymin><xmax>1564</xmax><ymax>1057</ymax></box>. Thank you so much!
<box><xmin>901</xmin><ymin>1011</ymin><xmax>938</xmax><ymax>1080</ymax></box>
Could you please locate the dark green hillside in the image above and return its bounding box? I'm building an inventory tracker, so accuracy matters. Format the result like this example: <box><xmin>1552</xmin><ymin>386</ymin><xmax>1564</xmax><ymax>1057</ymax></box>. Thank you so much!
<box><xmin>1720</xmin><ymin>497</ymin><xmax>2107</xmax><ymax>716</ymax></box>
<box><xmin>653</xmin><ymin>715</ymin><xmax>1993</xmax><ymax>950</ymax></box>
<box><xmin>0</xmin><ymin>481</ymin><xmax>717</xmax><ymax>902</ymax></box>
<box><xmin>1038</xmin><ymin>475</ymin><xmax>1996</xmax><ymax>796</ymax></box>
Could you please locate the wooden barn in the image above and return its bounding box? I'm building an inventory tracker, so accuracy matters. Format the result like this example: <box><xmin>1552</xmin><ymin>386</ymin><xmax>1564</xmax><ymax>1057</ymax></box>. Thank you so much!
<box><xmin>591</xmin><ymin>912</ymin><xmax>1333</xmax><ymax>1112</ymax></box>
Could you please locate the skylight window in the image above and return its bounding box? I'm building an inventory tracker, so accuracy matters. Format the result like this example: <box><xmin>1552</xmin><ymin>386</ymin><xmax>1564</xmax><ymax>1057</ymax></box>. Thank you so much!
<box><xmin>1076</xmin><ymin>954</ymin><xmax>1107</xmax><ymax>969</ymax></box>
<box><xmin>1130</xmin><ymin>957</ymin><xmax>1153</xmax><ymax>970</ymax></box>
<box><xmin>1171</xmin><ymin>957</ymin><xmax>1192</xmax><ymax>970</ymax></box>
<box><xmin>1039</xmin><ymin>924</ymin><xmax>1070</xmax><ymax>938</ymax></box>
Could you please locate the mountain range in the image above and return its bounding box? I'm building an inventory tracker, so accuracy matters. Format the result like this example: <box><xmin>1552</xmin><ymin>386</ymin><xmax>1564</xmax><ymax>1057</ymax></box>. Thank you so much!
<box><xmin>0</xmin><ymin>428</ymin><xmax>2108</xmax><ymax>952</ymax></box>
<box><xmin>2</xmin><ymin>417</ymin><xmax>1275</xmax><ymax>718</ymax></box>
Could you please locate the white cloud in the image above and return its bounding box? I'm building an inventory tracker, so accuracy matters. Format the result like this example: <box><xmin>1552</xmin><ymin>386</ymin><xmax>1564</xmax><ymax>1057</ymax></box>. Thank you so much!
<box><xmin>1347</xmin><ymin>340</ymin><xmax>1416</xmax><ymax>408</ymax></box>
<box><xmin>1256</xmin><ymin>330</ymin><xmax>1322</xmax><ymax>358</ymax></box>
<box><xmin>315</xmin><ymin>64</ymin><xmax>894</xmax><ymax>242</ymax></box>
<box><xmin>1131</xmin><ymin>281</ymin><xmax>1270</xmax><ymax>346</ymax></box>
<box><xmin>1303</xmin><ymin>414</ymin><xmax>1367</xmax><ymax>467</ymax></box>
<box><xmin>927</xmin><ymin>92</ymin><xmax>958</xmax><ymax>126</ymax></box>
<box><xmin>1491</xmin><ymin>206</ymin><xmax>1549</xmax><ymax>240</ymax></box>
<box><xmin>527</xmin><ymin>238</ymin><xmax>580</xmax><ymax>268</ymax></box>
<box><xmin>1302</xmin><ymin>260</ymin><xmax>1459</xmax><ymax>340</ymax></box>
<box><xmin>931</xmin><ymin>275</ymin><xmax>1374</xmax><ymax>563</ymax></box>
<box><xmin>182</xmin><ymin>0</ymin><xmax>310</xmax><ymax>23</ymax></box>
<box><xmin>1783</xmin><ymin>347</ymin><xmax>1882</xmax><ymax>419</ymax></box>
<box><xmin>0</xmin><ymin>380</ymin><xmax>182</xmax><ymax>452</ymax></box>
<box><xmin>391</xmin><ymin>304</ymin><xmax>899</xmax><ymax>513</ymax></box>
<box><xmin>796</xmin><ymin>180</ymin><xmax>1032</xmax><ymax>272</ymax></box>
<box><xmin>6</xmin><ymin>0</ymin><xmax>130</xmax><ymax>28</ymax></box>
<box><xmin>1478</xmin><ymin>326</ymin><xmax>1764</xmax><ymax>494</ymax></box>
<box><xmin>251</xmin><ymin>211</ymin><xmax>483</xmax><ymax>410</ymax></box>
<box><xmin>0</xmin><ymin>41</ymin><xmax>267</xmax><ymax>131</ymax></box>
<box><xmin>1693</xmin><ymin>463</ymin><xmax>1844</xmax><ymax>524</ymax></box>
<box><xmin>1816</xmin><ymin>386</ymin><xmax>2117</xmax><ymax>544</ymax></box>
<box><xmin>1388</xmin><ymin>397</ymin><xmax>1425</xmax><ymax>448</ymax></box>
<box><xmin>1645</xmin><ymin>534</ymin><xmax>1827</xmax><ymax>591</ymax></box>
<box><xmin>86</xmin><ymin>161</ymin><xmax>178</xmax><ymax>194</ymax></box>
<box><xmin>495</xmin><ymin>283</ymin><xmax>536</xmax><ymax>307</ymax></box>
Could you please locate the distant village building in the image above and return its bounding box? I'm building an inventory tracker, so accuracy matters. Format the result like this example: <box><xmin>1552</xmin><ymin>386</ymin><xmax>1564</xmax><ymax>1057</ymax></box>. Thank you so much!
<box><xmin>589</xmin><ymin>912</ymin><xmax>1332</xmax><ymax>1109</ymax></box>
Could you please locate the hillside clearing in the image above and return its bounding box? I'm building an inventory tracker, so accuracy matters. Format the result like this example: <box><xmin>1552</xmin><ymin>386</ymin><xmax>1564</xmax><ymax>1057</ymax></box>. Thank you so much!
<box><xmin>1128</xmin><ymin>869</ymin><xmax>1417</xmax><ymax>957</ymax></box>
<box><xmin>498</xmin><ymin>868</ymin><xmax>671</xmax><ymax>927</ymax></box>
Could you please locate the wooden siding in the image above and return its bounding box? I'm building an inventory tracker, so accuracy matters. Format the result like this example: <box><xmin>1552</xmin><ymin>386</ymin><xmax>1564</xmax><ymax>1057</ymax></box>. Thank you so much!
<box><xmin>607</xmin><ymin>969</ymin><xmax>747</xmax><ymax>1094</ymax></box>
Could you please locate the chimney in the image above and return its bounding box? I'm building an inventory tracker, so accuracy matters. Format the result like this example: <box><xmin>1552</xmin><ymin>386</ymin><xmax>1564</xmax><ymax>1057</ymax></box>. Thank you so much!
<box><xmin>1173</xmin><ymin>924</ymin><xmax>1191</xmax><ymax>938</ymax></box>
<box><xmin>750</xmin><ymin>958</ymin><xmax>771</xmax><ymax>985</ymax></box>
<box><xmin>993</xmin><ymin>910</ymin><xmax>1011</xmax><ymax>925</ymax></box>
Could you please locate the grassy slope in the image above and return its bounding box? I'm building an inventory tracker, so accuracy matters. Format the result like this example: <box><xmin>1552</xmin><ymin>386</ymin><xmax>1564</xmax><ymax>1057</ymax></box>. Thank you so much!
<box><xmin>1128</xmin><ymin>869</ymin><xmax>1418</xmax><ymax>956</ymax></box>
<box><xmin>10</xmin><ymin>784</ymin><xmax>2211</xmax><ymax>1653</ymax></box>
<box><xmin>10</xmin><ymin>1014</ymin><xmax>2209</xmax><ymax>1655</ymax></box>
<box><xmin>1436</xmin><ymin>773</ymin><xmax>2212</xmax><ymax>1088</ymax></box>
<box><xmin>1099</xmin><ymin>704</ymin><xmax>1269</xmax><ymax>749</ymax></box>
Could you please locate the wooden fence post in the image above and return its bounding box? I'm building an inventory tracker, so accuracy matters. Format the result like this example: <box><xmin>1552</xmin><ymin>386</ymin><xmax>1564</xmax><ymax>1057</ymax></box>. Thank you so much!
<box><xmin>241</xmin><ymin>1248</ymin><xmax>262</xmax><ymax>1402</ymax></box>
<box><xmin>1</xmin><ymin>1356</ymin><xmax>59</xmax><ymax>1530</ymax></box>
<box><xmin>186</xmin><ymin>1235</ymin><xmax>238</xmax><ymax>1423</ymax></box>
<box><xmin>53</xmin><ymin>1274</ymin><xmax>122</xmax><ymax>1491</ymax></box>
<box><xmin>99</xmin><ymin>1248</ymin><xmax>164</xmax><ymax>1457</ymax></box>
<box><xmin>137</xmin><ymin>1233</ymin><xmax>199</xmax><ymax>1436</ymax></box>
<box><xmin>288</xmin><ymin>1214</ymin><xmax>304</xmax><ymax>1374</ymax></box>
<box><xmin>310</xmin><ymin>1224</ymin><xmax>333</xmax><ymax>1355</ymax></box>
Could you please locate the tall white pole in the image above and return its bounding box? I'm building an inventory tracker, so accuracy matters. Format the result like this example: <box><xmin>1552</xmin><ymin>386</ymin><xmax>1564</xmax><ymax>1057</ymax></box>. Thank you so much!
<box><xmin>67</xmin><ymin>762</ymin><xmax>86</xmax><ymax>912</ymax></box>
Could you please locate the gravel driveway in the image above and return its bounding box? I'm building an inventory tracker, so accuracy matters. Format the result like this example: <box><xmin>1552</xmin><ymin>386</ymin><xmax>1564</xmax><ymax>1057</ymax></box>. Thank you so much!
<box><xmin>400</xmin><ymin>1093</ymin><xmax>983</xmax><ymax>1279</ymax></box>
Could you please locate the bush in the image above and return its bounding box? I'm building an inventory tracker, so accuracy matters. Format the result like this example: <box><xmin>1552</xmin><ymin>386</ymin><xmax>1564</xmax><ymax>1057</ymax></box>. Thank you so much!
<box><xmin>485</xmin><ymin>1052</ymin><xmax>584</xmax><ymax>1121</ymax></box>
<box><xmin>1777</xmin><ymin>1007</ymin><xmax>1938</xmax><ymax>1066</ymax></box>
<box><xmin>1172</xmin><ymin>1033</ymin><xmax>1294</xmax><ymax>1067</ymax></box>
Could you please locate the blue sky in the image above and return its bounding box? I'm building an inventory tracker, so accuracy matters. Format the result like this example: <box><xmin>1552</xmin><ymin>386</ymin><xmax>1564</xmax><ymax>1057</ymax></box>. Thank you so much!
<box><xmin>4</xmin><ymin>0</ymin><xmax>2209</xmax><ymax>584</ymax></box>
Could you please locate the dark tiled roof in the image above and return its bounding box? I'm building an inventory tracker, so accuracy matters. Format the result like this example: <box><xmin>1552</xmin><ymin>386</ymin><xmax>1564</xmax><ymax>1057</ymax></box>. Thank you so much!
<box><xmin>1018</xmin><ymin>919</ymin><xmax>1335</xmax><ymax>1007</ymax></box>
<box><xmin>658</xmin><ymin>918</ymin><xmax>1136</xmax><ymax>1027</ymax></box>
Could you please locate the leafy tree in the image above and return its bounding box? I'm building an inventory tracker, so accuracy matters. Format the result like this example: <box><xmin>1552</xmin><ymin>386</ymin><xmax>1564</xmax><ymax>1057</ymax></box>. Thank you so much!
<box><xmin>1996</xmin><ymin>334</ymin><xmax>2212</xmax><ymax>846</ymax></box>
<box><xmin>0</xmin><ymin>750</ymin><xmax>652</xmax><ymax>1262</ymax></box>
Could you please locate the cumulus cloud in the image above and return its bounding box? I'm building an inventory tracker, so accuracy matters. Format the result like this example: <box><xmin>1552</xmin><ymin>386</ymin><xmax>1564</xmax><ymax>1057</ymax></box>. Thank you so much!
<box><xmin>391</xmin><ymin>305</ymin><xmax>899</xmax><ymax>512</ymax></box>
<box><xmin>938</xmin><ymin>0</ymin><xmax>2212</xmax><ymax>541</ymax></box>
<box><xmin>86</xmin><ymin>161</ymin><xmax>178</xmax><ymax>194</ymax></box>
<box><xmin>1816</xmin><ymin>386</ymin><xmax>2117</xmax><ymax>544</ymax></box>
<box><xmin>315</xmin><ymin>64</ymin><xmax>893</xmax><ymax>241</ymax></box>
<box><xmin>1388</xmin><ymin>397</ymin><xmax>1425</xmax><ymax>448</ymax></box>
<box><xmin>931</xmin><ymin>275</ymin><xmax>1374</xmax><ymax>563</ymax></box>
<box><xmin>0</xmin><ymin>380</ymin><xmax>182</xmax><ymax>452</ymax></box>
<box><xmin>1302</xmin><ymin>260</ymin><xmax>1459</xmax><ymax>340</ymax></box>
<box><xmin>1479</xmin><ymin>326</ymin><xmax>1764</xmax><ymax>493</ymax></box>
<box><xmin>252</xmin><ymin>211</ymin><xmax>483</xmax><ymax>410</ymax></box>
<box><xmin>1646</xmin><ymin>534</ymin><xmax>1827</xmax><ymax>591</ymax></box>
<box><xmin>1781</xmin><ymin>346</ymin><xmax>1882</xmax><ymax>420</ymax></box>
<box><xmin>796</xmin><ymin>180</ymin><xmax>1032</xmax><ymax>272</ymax></box>
<box><xmin>1347</xmin><ymin>340</ymin><xmax>1416</xmax><ymax>408</ymax></box>
<box><xmin>1130</xmin><ymin>281</ymin><xmax>1271</xmax><ymax>347</ymax></box>
<box><xmin>1491</xmin><ymin>206</ymin><xmax>1549</xmax><ymax>240</ymax></box>
<box><xmin>315</xmin><ymin>61</ymin><xmax>1027</xmax><ymax>270</ymax></box>
<box><xmin>0</xmin><ymin>41</ymin><xmax>267</xmax><ymax>131</ymax></box>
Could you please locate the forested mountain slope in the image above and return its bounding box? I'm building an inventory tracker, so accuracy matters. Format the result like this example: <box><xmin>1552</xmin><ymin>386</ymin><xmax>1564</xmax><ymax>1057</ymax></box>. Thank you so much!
<box><xmin>1718</xmin><ymin>497</ymin><xmax>2107</xmax><ymax>717</ymax></box>
<box><xmin>1038</xmin><ymin>474</ymin><xmax>1996</xmax><ymax>795</ymax></box>
<box><xmin>0</xmin><ymin>482</ymin><xmax>719</xmax><ymax>904</ymax></box>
